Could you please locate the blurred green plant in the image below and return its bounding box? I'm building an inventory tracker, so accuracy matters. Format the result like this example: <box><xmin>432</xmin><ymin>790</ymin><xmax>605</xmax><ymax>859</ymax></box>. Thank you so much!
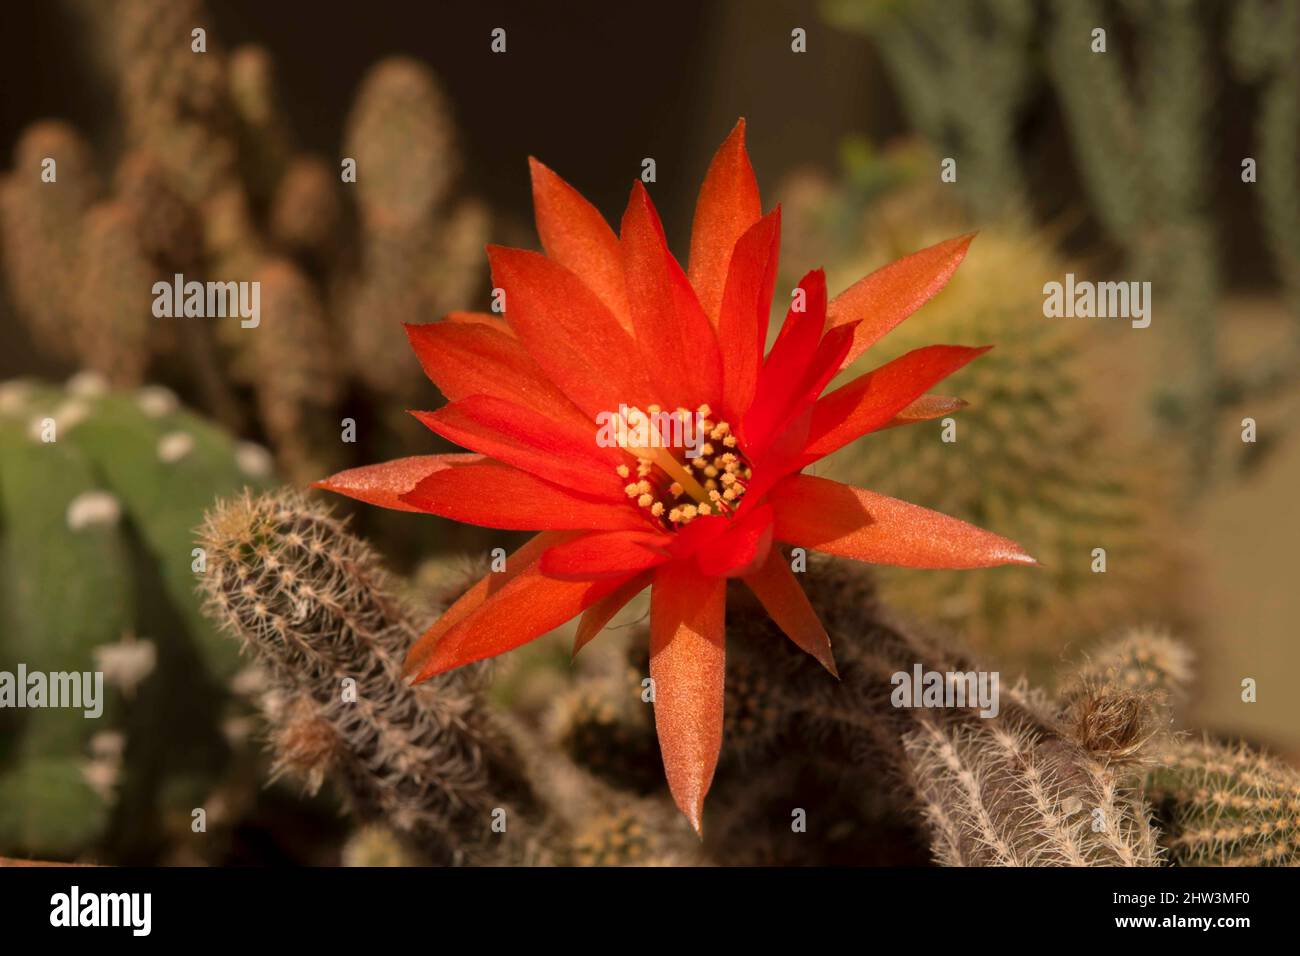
<box><xmin>823</xmin><ymin>0</ymin><xmax>1300</xmax><ymax>486</ymax></box>
<box><xmin>0</xmin><ymin>375</ymin><xmax>273</xmax><ymax>858</ymax></box>
<box><xmin>822</xmin><ymin>0</ymin><xmax>1036</xmax><ymax>220</ymax></box>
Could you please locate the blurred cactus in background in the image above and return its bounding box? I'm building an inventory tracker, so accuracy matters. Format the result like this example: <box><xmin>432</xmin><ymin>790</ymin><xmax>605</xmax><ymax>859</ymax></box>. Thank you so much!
<box><xmin>1</xmin><ymin>0</ymin><xmax>489</xmax><ymax>486</ymax></box>
<box><xmin>822</xmin><ymin>0</ymin><xmax>1036</xmax><ymax>221</ymax></box>
<box><xmin>1149</xmin><ymin>737</ymin><xmax>1300</xmax><ymax>867</ymax></box>
<box><xmin>1229</xmin><ymin>0</ymin><xmax>1300</xmax><ymax>351</ymax></box>
<box><xmin>823</xmin><ymin>0</ymin><xmax>1300</xmax><ymax>486</ymax></box>
<box><xmin>780</xmin><ymin>166</ymin><xmax>1189</xmax><ymax>668</ymax></box>
<box><xmin>0</xmin><ymin>374</ymin><xmax>273</xmax><ymax>858</ymax></box>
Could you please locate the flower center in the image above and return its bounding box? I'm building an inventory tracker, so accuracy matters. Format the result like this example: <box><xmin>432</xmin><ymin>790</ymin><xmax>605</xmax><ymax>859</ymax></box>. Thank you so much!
<box><xmin>614</xmin><ymin>404</ymin><xmax>753</xmax><ymax>528</ymax></box>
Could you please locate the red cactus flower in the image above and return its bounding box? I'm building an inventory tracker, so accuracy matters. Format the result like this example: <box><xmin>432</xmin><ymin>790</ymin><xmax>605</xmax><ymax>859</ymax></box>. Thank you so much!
<box><xmin>316</xmin><ymin>120</ymin><xmax>1035</xmax><ymax>831</ymax></box>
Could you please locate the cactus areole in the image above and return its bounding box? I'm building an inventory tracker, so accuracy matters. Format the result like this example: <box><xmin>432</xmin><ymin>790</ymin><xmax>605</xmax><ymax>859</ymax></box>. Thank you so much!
<box><xmin>317</xmin><ymin>120</ymin><xmax>1035</xmax><ymax>831</ymax></box>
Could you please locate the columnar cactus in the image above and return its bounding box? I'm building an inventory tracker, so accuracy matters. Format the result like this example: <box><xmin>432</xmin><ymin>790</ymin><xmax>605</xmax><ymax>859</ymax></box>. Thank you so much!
<box><xmin>0</xmin><ymin>122</ymin><xmax>99</xmax><ymax>361</ymax></box>
<box><xmin>197</xmin><ymin>489</ymin><xmax>547</xmax><ymax>864</ymax></box>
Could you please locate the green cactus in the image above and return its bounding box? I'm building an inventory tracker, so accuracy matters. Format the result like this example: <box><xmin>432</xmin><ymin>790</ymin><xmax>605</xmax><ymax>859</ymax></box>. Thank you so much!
<box><xmin>1045</xmin><ymin>0</ymin><xmax>1219</xmax><ymax>477</ymax></box>
<box><xmin>809</xmin><ymin>218</ymin><xmax>1186</xmax><ymax>669</ymax></box>
<box><xmin>822</xmin><ymin>0</ymin><xmax>1036</xmax><ymax>220</ymax></box>
<box><xmin>1147</xmin><ymin>737</ymin><xmax>1300</xmax><ymax>867</ymax></box>
<box><xmin>1228</xmin><ymin>0</ymin><xmax>1300</xmax><ymax>389</ymax></box>
<box><xmin>0</xmin><ymin>376</ymin><xmax>275</xmax><ymax>858</ymax></box>
<box><xmin>1069</xmin><ymin>630</ymin><xmax>1300</xmax><ymax>867</ymax></box>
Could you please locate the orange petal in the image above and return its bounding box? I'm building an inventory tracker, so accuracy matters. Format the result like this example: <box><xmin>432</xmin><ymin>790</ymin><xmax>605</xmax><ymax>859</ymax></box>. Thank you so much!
<box><xmin>528</xmin><ymin>157</ymin><xmax>632</xmax><ymax>330</ymax></box>
<box><xmin>573</xmin><ymin>571</ymin><xmax>651</xmax><ymax>658</ymax></box>
<box><xmin>827</xmin><ymin>233</ymin><xmax>975</xmax><ymax>369</ymax></box>
<box><xmin>801</xmin><ymin>345</ymin><xmax>990</xmax><ymax>463</ymax></box>
<box><xmin>404</xmin><ymin>321</ymin><xmax>586</xmax><ymax>426</ymax></box>
<box><xmin>743</xmin><ymin>269</ymin><xmax>836</xmax><ymax>457</ymax></box>
<box><xmin>688</xmin><ymin>119</ymin><xmax>762</xmax><ymax>324</ymax></box>
<box><xmin>649</xmin><ymin>562</ymin><xmax>726</xmax><ymax>833</ymax></box>
<box><xmin>770</xmin><ymin>474</ymin><xmax>1037</xmax><ymax>569</ymax></box>
<box><xmin>313</xmin><ymin>454</ymin><xmax>479</xmax><ymax>512</ymax></box>
<box><xmin>487</xmin><ymin>245</ymin><xmax>658</xmax><ymax>419</ymax></box>
<box><xmin>412</xmin><ymin>395</ymin><xmax>625</xmax><ymax>499</ymax></box>
<box><xmin>879</xmin><ymin>395</ymin><xmax>968</xmax><ymax>430</ymax></box>
<box><xmin>717</xmin><ymin>209</ymin><xmax>781</xmax><ymax>423</ymax></box>
<box><xmin>620</xmin><ymin>182</ymin><xmax>722</xmax><ymax>411</ymax></box>
<box><xmin>743</xmin><ymin>548</ymin><xmax>837</xmax><ymax>676</ymax></box>
<box><xmin>400</xmin><ymin>459</ymin><xmax>649</xmax><ymax>531</ymax></box>
<box><xmin>693</xmin><ymin>502</ymin><xmax>774</xmax><ymax>578</ymax></box>
<box><xmin>539</xmin><ymin>530</ymin><xmax>672</xmax><ymax>580</ymax></box>
<box><xmin>405</xmin><ymin>531</ymin><xmax>629</xmax><ymax>682</ymax></box>
<box><xmin>405</xmin><ymin>531</ymin><xmax>560</xmax><ymax>678</ymax></box>
<box><xmin>445</xmin><ymin>311</ymin><xmax>513</xmax><ymax>335</ymax></box>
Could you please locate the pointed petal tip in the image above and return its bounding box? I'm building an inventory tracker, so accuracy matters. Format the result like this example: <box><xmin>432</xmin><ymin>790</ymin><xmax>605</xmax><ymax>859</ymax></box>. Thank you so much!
<box><xmin>527</xmin><ymin>156</ymin><xmax>556</xmax><ymax>187</ymax></box>
<box><xmin>684</xmin><ymin>802</ymin><xmax>704</xmax><ymax>837</ymax></box>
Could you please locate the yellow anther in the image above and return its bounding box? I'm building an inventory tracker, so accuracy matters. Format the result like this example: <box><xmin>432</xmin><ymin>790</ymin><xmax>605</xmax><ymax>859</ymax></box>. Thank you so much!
<box><xmin>668</xmin><ymin>508</ymin><xmax>682</xmax><ymax>523</ymax></box>
<box><xmin>722</xmin><ymin>488</ymin><xmax>737</xmax><ymax>501</ymax></box>
<box><xmin>709</xmin><ymin>489</ymin><xmax>722</xmax><ymax>502</ymax></box>
<box><xmin>636</xmin><ymin>479</ymin><xmax>652</xmax><ymax>494</ymax></box>
<box><xmin>703</xmin><ymin>465</ymin><xmax>718</xmax><ymax>478</ymax></box>
<box><xmin>697</xmin><ymin>403</ymin><xmax>712</xmax><ymax>417</ymax></box>
<box><xmin>637</xmin><ymin>493</ymin><xmax>654</xmax><ymax>508</ymax></box>
<box><xmin>616</xmin><ymin>464</ymin><xmax>630</xmax><ymax>479</ymax></box>
<box><xmin>691</xmin><ymin>456</ymin><xmax>707</xmax><ymax>470</ymax></box>
<box><xmin>721</xmin><ymin>472</ymin><xmax>737</xmax><ymax>487</ymax></box>
<box><xmin>669</xmin><ymin>481</ymin><xmax>683</xmax><ymax>497</ymax></box>
<box><xmin>723</xmin><ymin>435</ymin><xmax>737</xmax><ymax>447</ymax></box>
<box><xmin>650</xmin><ymin>502</ymin><xmax>665</xmax><ymax>517</ymax></box>
<box><xmin>681</xmin><ymin>504</ymin><xmax>698</xmax><ymax>520</ymax></box>
<box><xmin>647</xmin><ymin>404</ymin><xmax>661</xmax><ymax>415</ymax></box>
<box><xmin>700</xmin><ymin>443</ymin><xmax>714</xmax><ymax>457</ymax></box>
<box><xmin>624</xmin><ymin>483</ymin><xmax>640</xmax><ymax>497</ymax></box>
<box><xmin>698</xmin><ymin>503</ymin><xmax>712</xmax><ymax>516</ymax></box>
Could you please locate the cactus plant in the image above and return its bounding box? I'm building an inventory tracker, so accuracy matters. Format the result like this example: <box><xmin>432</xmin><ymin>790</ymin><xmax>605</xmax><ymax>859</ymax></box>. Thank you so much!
<box><xmin>0</xmin><ymin>121</ymin><xmax>99</xmax><ymax>361</ymax></box>
<box><xmin>1147</xmin><ymin>737</ymin><xmax>1300</xmax><ymax>867</ymax></box>
<box><xmin>0</xmin><ymin>1</ymin><xmax>487</xmax><ymax>485</ymax></box>
<box><xmin>822</xmin><ymin>0</ymin><xmax>1036</xmax><ymax>220</ymax></box>
<box><xmin>0</xmin><ymin>374</ymin><xmax>274</xmax><ymax>858</ymax></box>
<box><xmin>197</xmin><ymin>489</ymin><xmax>548</xmax><ymax>864</ymax></box>
<box><xmin>795</xmin><ymin>206</ymin><xmax>1187</xmax><ymax>667</ymax></box>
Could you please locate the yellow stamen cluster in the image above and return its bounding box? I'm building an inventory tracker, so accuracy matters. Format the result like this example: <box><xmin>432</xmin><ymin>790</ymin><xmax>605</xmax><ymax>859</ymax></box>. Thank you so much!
<box><xmin>617</xmin><ymin>403</ymin><xmax>753</xmax><ymax>529</ymax></box>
